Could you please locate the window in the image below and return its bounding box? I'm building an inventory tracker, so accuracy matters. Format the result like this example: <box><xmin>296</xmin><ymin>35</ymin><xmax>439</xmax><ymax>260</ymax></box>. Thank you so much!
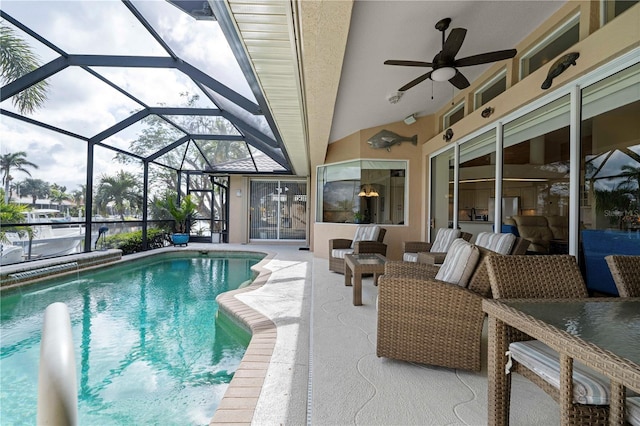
<box><xmin>603</xmin><ymin>0</ymin><xmax>639</xmax><ymax>24</ymax></box>
<box><xmin>474</xmin><ymin>70</ymin><xmax>507</xmax><ymax>109</ymax></box>
<box><xmin>580</xmin><ymin>62</ymin><xmax>640</xmax><ymax>232</ymax></box>
<box><xmin>457</xmin><ymin>129</ymin><xmax>496</xmax><ymax>235</ymax></box>
<box><xmin>502</xmin><ymin>95</ymin><xmax>571</xmax><ymax>239</ymax></box>
<box><xmin>443</xmin><ymin>102</ymin><xmax>465</xmax><ymax>129</ymax></box>
<box><xmin>520</xmin><ymin>13</ymin><xmax>580</xmax><ymax>79</ymax></box>
<box><xmin>430</xmin><ymin>149</ymin><xmax>455</xmax><ymax>236</ymax></box>
<box><xmin>316</xmin><ymin>160</ymin><xmax>407</xmax><ymax>224</ymax></box>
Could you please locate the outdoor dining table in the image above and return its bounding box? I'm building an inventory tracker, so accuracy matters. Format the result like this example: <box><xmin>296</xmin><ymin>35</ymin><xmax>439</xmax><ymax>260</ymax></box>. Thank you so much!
<box><xmin>482</xmin><ymin>297</ymin><xmax>640</xmax><ymax>426</ymax></box>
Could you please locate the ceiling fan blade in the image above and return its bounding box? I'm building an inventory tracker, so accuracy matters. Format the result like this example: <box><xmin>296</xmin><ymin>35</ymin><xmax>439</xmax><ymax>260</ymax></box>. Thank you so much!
<box><xmin>449</xmin><ymin>70</ymin><xmax>470</xmax><ymax>90</ymax></box>
<box><xmin>384</xmin><ymin>60</ymin><xmax>433</xmax><ymax>67</ymax></box>
<box><xmin>454</xmin><ymin>49</ymin><xmax>517</xmax><ymax>67</ymax></box>
<box><xmin>442</xmin><ymin>28</ymin><xmax>467</xmax><ymax>58</ymax></box>
<box><xmin>399</xmin><ymin>71</ymin><xmax>433</xmax><ymax>91</ymax></box>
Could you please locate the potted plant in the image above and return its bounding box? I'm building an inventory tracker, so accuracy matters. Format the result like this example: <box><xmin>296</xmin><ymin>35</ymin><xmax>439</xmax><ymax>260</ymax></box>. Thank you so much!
<box><xmin>353</xmin><ymin>211</ymin><xmax>365</xmax><ymax>224</ymax></box>
<box><xmin>156</xmin><ymin>193</ymin><xmax>198</xmax><ymax>246</ymax></box>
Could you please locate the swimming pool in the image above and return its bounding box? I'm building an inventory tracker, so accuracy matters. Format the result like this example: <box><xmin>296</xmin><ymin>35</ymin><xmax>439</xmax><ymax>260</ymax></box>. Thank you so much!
<box><xmin>0</xmin><ymin>251</ymin><xmax>264</xmax><ymax>425</ymax></box>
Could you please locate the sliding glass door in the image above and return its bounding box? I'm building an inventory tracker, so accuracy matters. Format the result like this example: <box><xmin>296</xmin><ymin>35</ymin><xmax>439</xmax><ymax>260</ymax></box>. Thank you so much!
<box><xmin>249</xmin><ymin>180</ymin><xmax>307</xmax><ymax>240</ymax></box>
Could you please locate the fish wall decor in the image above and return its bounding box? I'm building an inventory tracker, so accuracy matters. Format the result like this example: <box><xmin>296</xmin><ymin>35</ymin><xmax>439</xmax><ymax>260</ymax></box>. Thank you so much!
<box><xmin>367</xmin><ymin>130</ymin><xmax>418</xmax><ymax>151</ymax></box>
<box><xmin>541</xmin><ymin>52</ymin><xmax>579</xmax><ymax>90</ymax></box>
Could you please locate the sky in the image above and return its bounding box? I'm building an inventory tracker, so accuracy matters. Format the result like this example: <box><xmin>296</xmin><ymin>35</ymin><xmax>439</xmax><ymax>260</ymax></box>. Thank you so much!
<box><xmin>1</xmin><ymin>0</ymin><xmax>253</xmax><ymax>192</ymax></box>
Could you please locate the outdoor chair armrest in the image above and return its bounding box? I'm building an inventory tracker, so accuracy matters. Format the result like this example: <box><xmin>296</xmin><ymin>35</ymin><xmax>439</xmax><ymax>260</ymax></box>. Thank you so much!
<box><xmin>403</xmin><ymin>241</ymin><xmax>432</xmax><ymax>254</ymax></box>
<box><xmin>384</xmin><ymin>260</ymin><xmax>440</xmax><ymax>279</ymax></box>
<box><xmin>354</xmin><ymin>241</ymin><xmax>387</xmax><ymax>256</ymax></box>
<box><xmin>329</xmin><ymin>238</ymin><xmax>353</xmax><ymax>250</ymax></box>
<box><xmin>417</xmin><ymin>251</ymin><xmax>447</xmax><ymax>265</ymax></box>
<box><xmin>377</xmin><ymin>275</ymin><xmax>485</xmax><ymax>371</ymax></box>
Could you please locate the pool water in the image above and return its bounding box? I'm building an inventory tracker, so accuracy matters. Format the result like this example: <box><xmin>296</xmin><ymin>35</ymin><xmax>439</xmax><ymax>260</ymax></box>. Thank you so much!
<box><xmin>0</xmin><ymin>253</ymin><xmax>262</xmax><ymax>425</ymax></box>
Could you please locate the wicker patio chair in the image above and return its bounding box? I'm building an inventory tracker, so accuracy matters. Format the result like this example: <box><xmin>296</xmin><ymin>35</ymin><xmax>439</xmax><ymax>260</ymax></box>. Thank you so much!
<box><xmin>329</xmin><ymin>225</ymin><xmax>387</xmax><ymax>274</ymax></box>
<box><xmin>418</xmin><ymin>232</ymin><xmax>529</xmax><ymax>265</ymax></box>
<box><xmin>485</xmin><ymin>255</ymin><xmax>611</xmax><ymax>425</ymax></box>
<box><xmin>377</xmin><ymin>241</ymin><xmax>502</xmax><ymax>372</ymax></box>
<box><xmin>605</xmin><ymin>255</ymin><xmax>640</xmax><ymax>297</ymax></box>
<box><xmin>403</xmin><ymin>228</ymin><xmax>472</xmax><ymax>264</ymax></box>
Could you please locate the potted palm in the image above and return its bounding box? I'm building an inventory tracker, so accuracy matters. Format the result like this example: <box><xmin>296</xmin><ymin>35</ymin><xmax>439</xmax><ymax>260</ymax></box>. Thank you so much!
<box><xmin>156</xmin><ymin>193</ymin><xmax>198</xmax><ymax>246</ymax></box>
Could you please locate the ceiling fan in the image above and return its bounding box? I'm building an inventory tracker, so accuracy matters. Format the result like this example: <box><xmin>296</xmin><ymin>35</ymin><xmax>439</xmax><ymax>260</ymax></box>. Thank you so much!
<box><xmin>384</xmin><ymin>18</ymin><xmax>517</xmax><ymax>91</ymax></box>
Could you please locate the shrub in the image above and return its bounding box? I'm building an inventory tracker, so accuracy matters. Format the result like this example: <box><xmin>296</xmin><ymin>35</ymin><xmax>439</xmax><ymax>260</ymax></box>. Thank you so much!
<box><xmin>102</xmin><ymin>228</ymin><xmax>170</xmax><ymax>255</ymax></box>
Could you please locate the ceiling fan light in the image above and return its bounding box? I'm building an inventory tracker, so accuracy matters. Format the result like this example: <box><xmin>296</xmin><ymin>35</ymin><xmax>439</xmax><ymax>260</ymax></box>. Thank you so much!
<box><xmin>431</xmin><ymin>67</ymin><xmax>456</xmax><ymax>82</ymax></box>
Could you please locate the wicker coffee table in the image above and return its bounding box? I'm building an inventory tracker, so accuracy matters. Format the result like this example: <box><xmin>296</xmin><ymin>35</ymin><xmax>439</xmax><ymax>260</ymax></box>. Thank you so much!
<box><xmin>344</xmin><ymin>253</ymin><xmax>386</xmax><ymax>306</ymax></box>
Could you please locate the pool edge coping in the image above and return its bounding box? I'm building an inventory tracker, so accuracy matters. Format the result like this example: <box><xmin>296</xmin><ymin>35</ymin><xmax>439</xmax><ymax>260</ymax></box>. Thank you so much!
<box><xmin>210</xmin><ymin>251</ymin><xmax>277</xmax><ymax>425</ymax></box>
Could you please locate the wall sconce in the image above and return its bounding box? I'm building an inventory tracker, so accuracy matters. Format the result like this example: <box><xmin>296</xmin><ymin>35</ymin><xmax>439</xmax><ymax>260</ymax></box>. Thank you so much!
<box><xmin>358</xmin><ymin>184</ymin><xmax>379</xmax><ymax>197</ymax></box>
<box><xmin>443</xmin><ymin>128</ymin><xmax>454</xmax><ymax>142</ymax></box>
<box><xmin>481</xmin><ymin>107</ymin><xmax>494</xmax><ymax>118</ymax></box>
<box><xmin>236</xmin><ymin>189</ymin><xmax>242</xmax><ymax>197</ymax></box>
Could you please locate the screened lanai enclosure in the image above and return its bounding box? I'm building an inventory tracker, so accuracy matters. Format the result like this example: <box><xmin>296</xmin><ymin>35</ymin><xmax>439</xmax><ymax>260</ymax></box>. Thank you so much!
<box><xmin>1</xmin><ymin>0</ymin><xmax>299</xmax><ymax>264</ymax></box>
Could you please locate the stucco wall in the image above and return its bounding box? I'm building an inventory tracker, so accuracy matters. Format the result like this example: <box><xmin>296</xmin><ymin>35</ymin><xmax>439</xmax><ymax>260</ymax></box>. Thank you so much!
<box><xmin>312</xmin><ymin>2</ymin><xmax>639</xmax><ymax>261</ymax></box>
<box><xmin>314</xmin><ymin>115</ymin><xmax>435</xmax><ymax>261</ymax></box>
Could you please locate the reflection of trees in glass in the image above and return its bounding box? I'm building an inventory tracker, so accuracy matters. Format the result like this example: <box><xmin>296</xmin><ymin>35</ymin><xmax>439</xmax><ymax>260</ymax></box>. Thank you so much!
<box><xmin>593</xmin><ymin>165</ymin><xmax>640</xmax><ymax>228</ymax></box>
<box><xmin>95</xmin><ymin>170</ymin><xmax>141</xmax><ymax>220</ymax></box>
<box><xmin>0</xmin><ymin>24</ymin><xmax>49</xmax><ymax>114</ymax></box>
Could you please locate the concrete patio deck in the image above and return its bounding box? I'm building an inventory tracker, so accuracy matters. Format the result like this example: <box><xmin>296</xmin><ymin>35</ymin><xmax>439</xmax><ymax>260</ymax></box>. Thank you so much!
<box><xmin>212</xmin><ymin>244</ymin><xmax>560</xmax><ymax>425</ymax></box>
<box><xmin>2</xmin><ymin>243</ymin><xmax>560</xmax><ymax>425</ymax></box>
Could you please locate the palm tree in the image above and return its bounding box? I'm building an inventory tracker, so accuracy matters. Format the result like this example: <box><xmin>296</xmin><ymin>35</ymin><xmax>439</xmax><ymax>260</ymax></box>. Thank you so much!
<box><xmin>70</xmin><ymin>186</ymin><xmax>85</xmax><ymax>217</ymax></box>
<box><xmin>20</xmin><ymin>178</ymin><xmax>50</xmax><ymax>206</ymax></box>
<box><xmin>0</xmin><ymin>24</ymin><xmax>49</xmax><ymax>114</ymax></box>
<box><xmin>95</xmin><ymin>170</ymin><xmax>141</xmax><ymax>220</ymax></box>
<box><xmin>49</xmin><ymin>187</ymin><xmax>70</xmax><ymax>211</ymax></box>
<box><xmin>1</xmin><ymin>151</ymin><xmax>38</xmax><ymax>203</ymax></box>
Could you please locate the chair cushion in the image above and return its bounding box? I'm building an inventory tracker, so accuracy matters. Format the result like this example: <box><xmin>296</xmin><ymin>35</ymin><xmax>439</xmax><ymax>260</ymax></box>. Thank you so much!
<box><xmin>331</xmin><ymin>248</ymin><xmax>354</xmax><ymax>259</ymax></box>
<box><xmin>628</xmin><ymin>396</ymin><xmax>640</xmax><ymax>426</ymax></box>
<box><xmin>508</xmin><ymin>340</ymin><xmax>610</xmax><ymax>405</ymax></box>
<box><xmin>475</xmin><ymin>232</ymin><xmax>516</xmax><ymax>255</ymax></box>
<box><xmin>434</xmin><ymin>239</ymin><xmax>480</xmax><ymax>287</ymax></box>
<box><xmin>351</xmin><ymin>225</ymin><xmax>381</xmax><ymax>249</ymax></box>
<box><xmin>430</xmin><ymin>228</ymin><xmax>461</xmax><ymax>253</ymax></box>
<box><xmin>403</xmin><ymin>252</ymin><xmax>418</xmax><ymax>262</ymax></box>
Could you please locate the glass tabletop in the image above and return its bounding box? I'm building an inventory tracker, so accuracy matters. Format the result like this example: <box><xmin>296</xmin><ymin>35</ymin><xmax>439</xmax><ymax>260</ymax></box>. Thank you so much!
<box><xmin>346</xmin><ymin>253</ymin><xmax>386</xmax><ymax>265</ymax></box>
<box><xmin>504</xmin><ymin>300</ymin><xmax>640</xmax><ymax>364</ymax></box>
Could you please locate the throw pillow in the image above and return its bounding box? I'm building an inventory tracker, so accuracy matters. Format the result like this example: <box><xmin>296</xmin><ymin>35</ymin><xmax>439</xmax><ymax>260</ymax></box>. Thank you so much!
<box><xmin>430</xmin><ymin>228</ymin><xmax>461</xmax><ymax>253</ymax></box>
<box><xmin>475</xmin><ymin>232</ymin><xmax>516</xmax><ymax>255</ymax></box>
<box><xmin>435</xmin><ymin>238</ymin><xmax>480</xmax><ymax>287</ymax></box>
<box><xmin>351</xmin><ymin>225</ymin><xmax>380</xmax><ymax>248</ymax></box>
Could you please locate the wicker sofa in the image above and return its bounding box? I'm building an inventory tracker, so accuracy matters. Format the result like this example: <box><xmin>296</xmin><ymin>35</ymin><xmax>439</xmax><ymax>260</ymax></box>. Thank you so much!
<box><xmin>329</xmin><ymin>225</ymin><xmax>387</xmax><ymax>274</ymax></box>
<box><xmin>376</xmin><ymin>244</ymin><xmax>500</xmax><ymax>372</ymax></box>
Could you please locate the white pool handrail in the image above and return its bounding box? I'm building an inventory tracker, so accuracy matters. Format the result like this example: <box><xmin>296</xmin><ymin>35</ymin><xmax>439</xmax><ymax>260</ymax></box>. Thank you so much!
<box><xmin>37</xmin><ymin>302</ymin><xmax>78</xmax><ymax>426</ymax></box>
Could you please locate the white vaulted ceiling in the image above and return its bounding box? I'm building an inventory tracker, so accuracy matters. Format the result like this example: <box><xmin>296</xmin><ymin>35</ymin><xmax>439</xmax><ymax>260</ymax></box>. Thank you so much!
<box><xmin>223</xmin><ymin>0</ymin><xmax>568</xmax><ymax>176</ymax></box>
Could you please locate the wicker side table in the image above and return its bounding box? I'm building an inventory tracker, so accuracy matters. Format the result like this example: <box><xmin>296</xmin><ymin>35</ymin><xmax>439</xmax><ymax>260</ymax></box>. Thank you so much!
<box><xmin>344</xmin><ymin>253</ymin><xmax>386</xmax><ymax>306</ymax></box>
